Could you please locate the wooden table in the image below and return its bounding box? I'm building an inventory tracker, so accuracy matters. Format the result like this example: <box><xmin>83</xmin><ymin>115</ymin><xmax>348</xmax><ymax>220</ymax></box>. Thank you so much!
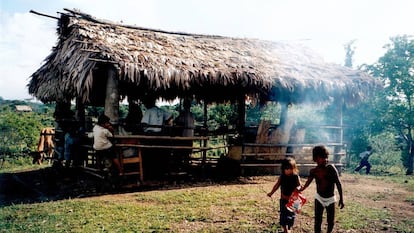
<box><xmin>113</xmin><ymin>135</ymin><xmax>211</xmax><ymax>182</ymax></box>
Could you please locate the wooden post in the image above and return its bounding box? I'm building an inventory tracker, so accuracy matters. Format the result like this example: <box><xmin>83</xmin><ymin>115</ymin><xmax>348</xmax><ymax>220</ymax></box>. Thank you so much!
<box><xmin>237</xmin><ymin>94</ymin><xmax>246</xmax><ymax>135</ymax></box>
<box><xmin>104</xmin><ymin>66</ymin><xmax>120</xmax><ymax>133</ymax></box>
<box><xmin>203</xmin><ymin>100</ymin><xmax>208</xmax><ymax>131</ymax></box>
<box><xmin>201</xmin><ymin>100</ymin><xmax>208</xmax><ymax>178</ymax></box>
<box><xmin>333</xmin><ymin>99</ymin><xmax>344</xmax><ymax>165</ymax></box>
<box><xmin>279</xmin><ymin>102</ymin><xmax>288</xmax><ymax>126</ymax></box>
<box><xmin>275</xmin><ymin>102</ymin><xmax>292</xmax><ymax>159</ymax></box>
<box><xmin>75</xmin><ymin>97</ymin><xmax>85</xmax><ymax>129</ymax></box>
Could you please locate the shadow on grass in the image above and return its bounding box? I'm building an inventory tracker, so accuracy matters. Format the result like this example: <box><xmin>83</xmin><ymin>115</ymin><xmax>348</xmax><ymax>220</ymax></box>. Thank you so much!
<box><xmin>0</xmin><ymin>162</ymin><xmax>248</xmax><ymax>207</ymax></box>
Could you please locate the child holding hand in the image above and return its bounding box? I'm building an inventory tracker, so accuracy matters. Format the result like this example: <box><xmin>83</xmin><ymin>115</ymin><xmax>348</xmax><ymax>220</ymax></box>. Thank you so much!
<box><xmin>267</xmin><ymin>157</ymin><xmax>301</xmax><ymax>233</ymax></box>
<box><xmin>300</xmin><ymin>145</ymin><xmax>344</xmax><ymax>233</ymax></box>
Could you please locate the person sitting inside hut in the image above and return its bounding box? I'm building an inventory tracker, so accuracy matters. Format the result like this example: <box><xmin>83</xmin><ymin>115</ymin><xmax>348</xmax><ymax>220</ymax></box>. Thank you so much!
<box><xmin>141</xmin><ymin>97</ymin><xmax>173</xmax><ymax>135</ymax></box>
<box><xmin>93</xmin><ymin>114</ymin><xmax>123</xmax><ymax>175</ymax></box>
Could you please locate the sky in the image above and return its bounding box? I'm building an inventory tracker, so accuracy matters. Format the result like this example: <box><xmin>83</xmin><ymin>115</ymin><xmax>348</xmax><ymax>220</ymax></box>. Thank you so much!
<box><xmin>1</xmin><ymin>0</ymin><xmax>414</xmax><ymax>100</ymax></box>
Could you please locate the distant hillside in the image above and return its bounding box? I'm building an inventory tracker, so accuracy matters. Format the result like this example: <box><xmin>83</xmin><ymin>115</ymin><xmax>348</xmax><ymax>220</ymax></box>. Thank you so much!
<box><xmin>0</xmin><ymin>97</ymin><xmax>55</xmax><ymax>113</ymax></box>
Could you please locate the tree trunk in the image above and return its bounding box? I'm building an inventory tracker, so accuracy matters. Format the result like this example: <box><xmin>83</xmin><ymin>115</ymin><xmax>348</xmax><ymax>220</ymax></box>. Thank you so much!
<box><xmin>407</xmin><ymin>142</ymin><xmax>414</xmax><ymax>175</ymax></box>
<box><xmin>104</xmin><ymin>66</ymin><xmax>119</xmax><ymax>133</ymax></box>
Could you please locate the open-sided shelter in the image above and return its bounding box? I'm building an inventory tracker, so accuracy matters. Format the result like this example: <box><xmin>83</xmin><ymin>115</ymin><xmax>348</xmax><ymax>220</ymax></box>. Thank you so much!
<box><xmin>28</xmin><ymin>9</ymin><xmax>379</xmax><ymax>178</ymax></box>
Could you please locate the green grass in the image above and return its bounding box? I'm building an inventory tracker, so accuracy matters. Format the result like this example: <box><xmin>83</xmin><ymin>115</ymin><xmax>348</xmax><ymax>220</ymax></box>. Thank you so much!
<box><xmin>336</xmin><ymin>201</ymin><xmax>389</xmax><ymax>230</ymax></box>
<box><xmin>370</xmin><ymin>175</ymin><xmax>414</xmax><ymax>191</ymax></box>
<box><xmin>0</xmin><ymin>156</ymin><xmax>33</xmax><ymax>172</ymax></box>
<box><xmin>0</xmin><ymin>156</ymin><xmax>47</xmax><ymax>172</ymax></box>
<box><xmin>1</xmin><ymin>186</ymin><xmax>275</xmax><ymax>233</ymax></box>
<box><xmin>1</xmin><ymin>163</ymin><xmax>414</xmax><ymax>232</ymax></box>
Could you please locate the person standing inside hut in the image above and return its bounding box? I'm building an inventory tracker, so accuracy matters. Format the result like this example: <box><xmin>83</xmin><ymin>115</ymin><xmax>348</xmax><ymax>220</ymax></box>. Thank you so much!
<box><xmin>300</xmin><ymin>145</ymin><xmax>344</xmax><ymax>233</ymax></box>
<box><xmin>140</xmin><ymin>97</ymin><xmax>172</xmax><ymax>178</ymax></box>
<box><xmin>141</xmin><ymin>97</ymin><xmax>173</xmax><ymax>135</ymax></box>
<box><xmin>64</xmin><ymin>122</ymin><xmax>81</xmax><ymax>167</ymax></box>
<box><xmin>93</xmin><ymin>114</ymin><xmax>123</xmax><ymax>175</ymax></box>
<box><xmin>267</xmin><ymin>157</ymin><xmax>302</xmax><ymax>233</ymax></box>
<box><xmin>123</xmin><ymin>99</ymin><xmax>143</xmax><ymax>134</ymax></box>
<box><xmin>174</xmin><ymin>98</ymin><xmax>195</xmax><ymax>137</ymax></box>
<box><xmin>173</xmin><ymin>98</ymin><xmax>195</xmax><ymax>170</ymax></box>
<box><xmin>354</xmin><ymin>146</ymin><xmax>373</xmax><ymax>174</ymax></box>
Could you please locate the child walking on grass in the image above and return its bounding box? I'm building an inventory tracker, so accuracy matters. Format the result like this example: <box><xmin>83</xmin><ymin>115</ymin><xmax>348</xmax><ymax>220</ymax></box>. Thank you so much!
<box><xmin>300</xmin><ymin>145</ymin><xmax>344</xmax><ymax>233</ymax></box>
<box><xmin>267</xmin><ymin>157</ymin><xmax>301</xmax><ymax>233</ymax></box>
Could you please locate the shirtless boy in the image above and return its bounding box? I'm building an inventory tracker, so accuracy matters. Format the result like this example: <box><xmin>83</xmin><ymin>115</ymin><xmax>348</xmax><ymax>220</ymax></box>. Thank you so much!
<box><xmin>300</xmin><ymin>145</ymin><xmax>344</xmax><ymax>233</ymax></box>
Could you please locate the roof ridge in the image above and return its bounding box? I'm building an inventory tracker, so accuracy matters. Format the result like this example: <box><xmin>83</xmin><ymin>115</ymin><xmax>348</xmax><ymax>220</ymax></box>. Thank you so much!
<box><xmin>62</xmin><ymin>8</ymin><xmax>226</xmax><ymax>39</ymax></box>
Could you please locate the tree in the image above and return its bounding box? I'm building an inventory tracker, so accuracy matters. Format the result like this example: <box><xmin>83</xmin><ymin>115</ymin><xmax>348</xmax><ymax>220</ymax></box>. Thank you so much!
<box><xmin>0</xmin><ymin>100</ymin><xmax>54</xmax><ymax>156</ymax></box>
<box><xmin>344</xmin><ymin>39</ymin><xmax>357</xmax><ymax>68</ymax></box>
<box><xmin>365</xmin><ymin>35</ymin><xmax>414</xmax><ymax>175</ymax></box>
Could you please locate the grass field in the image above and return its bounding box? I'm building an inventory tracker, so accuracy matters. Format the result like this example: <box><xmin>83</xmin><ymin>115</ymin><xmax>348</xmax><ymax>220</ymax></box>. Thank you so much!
<box><xmin>1</xmin><ymin>163</ymin><xmax>414</xmax><ymax>233</ymax></box>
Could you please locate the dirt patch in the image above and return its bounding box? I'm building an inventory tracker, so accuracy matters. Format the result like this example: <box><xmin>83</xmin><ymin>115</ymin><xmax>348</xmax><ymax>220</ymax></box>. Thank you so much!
<box><xmin>342</xmin><ymin>174</ymin><xmax>413</xmax><ymax>214</ymax></box>
<box><xmin>338</xmin><ymin>174</ymin><xmax>414</xmax><ymax>231</ymax></box>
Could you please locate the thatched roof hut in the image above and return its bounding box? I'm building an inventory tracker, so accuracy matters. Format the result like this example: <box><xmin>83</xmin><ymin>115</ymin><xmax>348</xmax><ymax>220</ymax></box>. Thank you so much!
<box><xmin>28</xmin><ymin>9</ymin><xmax>378</xmax><ymax>106</ymax></box>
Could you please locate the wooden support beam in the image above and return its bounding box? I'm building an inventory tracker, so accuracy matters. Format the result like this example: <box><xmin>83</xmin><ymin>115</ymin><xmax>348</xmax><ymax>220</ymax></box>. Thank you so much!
<box><xmin>29</xmin><ymin>10</ymin><xmax>60</xmax><ymax>20</ymax></box>
<box><xmin>104</xmin><ymin>66</ymin><xmax>120</xmax><ymax>129</ymax></box>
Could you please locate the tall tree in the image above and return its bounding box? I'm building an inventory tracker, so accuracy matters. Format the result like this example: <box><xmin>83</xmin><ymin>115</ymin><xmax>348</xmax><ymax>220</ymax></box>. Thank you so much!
<box><xmin>365</xmin><ymin>35</ymin><xmax>414</xmax><ymax>175</ymax></box>
<box><xmin>344</xmin><ymin>39</ymin><xmax>356</xmax><ymax>68</ymax></box>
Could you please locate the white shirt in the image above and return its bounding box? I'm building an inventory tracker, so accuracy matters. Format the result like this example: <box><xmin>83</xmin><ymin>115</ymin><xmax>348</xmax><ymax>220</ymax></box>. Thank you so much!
<box><xmin>141</xmin><ymin>107</ymin><xmax>172</xmax><ymax>132</ymax></box>
<box><xmin>359</xmin><ymin>150</ymin><xmax>372</xmax><ymax>159</ymax></box>
<box><xmin>93</xmin><ymin>124</ymin><xmax>113</xmax><ymax>150</ymax></box>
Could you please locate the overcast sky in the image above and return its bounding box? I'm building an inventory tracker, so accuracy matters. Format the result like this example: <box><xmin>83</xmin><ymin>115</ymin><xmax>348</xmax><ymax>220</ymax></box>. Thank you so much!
<box><xmin>1</xmin><ymin>0</ymin><xmax>414</xmax><ymax>100</ymax></box>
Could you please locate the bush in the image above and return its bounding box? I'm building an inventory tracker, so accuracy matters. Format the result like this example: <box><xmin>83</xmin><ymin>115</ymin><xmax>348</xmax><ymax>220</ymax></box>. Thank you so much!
<box><xmin>0</xmin><ymin>104</ymin><xmax>54</xmax><ymax>156</ymax></box>
<box><xmin>348</xmin><ymin>132</ymin><xmax>406</xmax><ymax>175</ymax></box>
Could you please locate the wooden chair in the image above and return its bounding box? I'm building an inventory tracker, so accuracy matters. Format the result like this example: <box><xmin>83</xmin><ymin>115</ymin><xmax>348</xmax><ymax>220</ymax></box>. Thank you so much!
<box><xmin>116</xmin><ymin>144</ymin><xmax>144</xmax><ymax>184</ymax></box>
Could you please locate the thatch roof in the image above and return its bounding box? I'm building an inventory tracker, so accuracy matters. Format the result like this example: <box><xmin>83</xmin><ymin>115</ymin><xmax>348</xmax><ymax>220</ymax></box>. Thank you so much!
<box><xmin>28</xmin><ymin>8</ymin><xmax>379</xmax><ymax>105</ymax></box>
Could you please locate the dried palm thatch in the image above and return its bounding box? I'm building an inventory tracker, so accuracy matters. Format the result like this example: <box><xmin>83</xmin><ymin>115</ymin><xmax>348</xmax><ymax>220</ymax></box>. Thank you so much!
<box><xmin>28</xmin><ymin>8</ymin><xmax>379</xmax><ymax>105</ymax></box>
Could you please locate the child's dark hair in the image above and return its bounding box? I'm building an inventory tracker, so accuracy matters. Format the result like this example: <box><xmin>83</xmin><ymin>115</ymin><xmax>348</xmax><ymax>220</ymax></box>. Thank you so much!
<box><xmin>281</xmin><ymin>157</ymin><xmax>299</xmax><ymax>175</ymax></box>
<box><xmin>97</xmin><ymin>114</ymin><xmax>110</xmax><ymax>125</ymax></box>
<box><xmin>312</xmin><ymin>145</ymin><xmax>329</xmax><ymax>162</ymax></box>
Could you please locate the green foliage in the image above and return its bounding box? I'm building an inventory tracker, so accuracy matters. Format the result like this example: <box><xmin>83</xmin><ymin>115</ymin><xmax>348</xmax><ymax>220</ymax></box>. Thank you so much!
<box><xmin>364</xmin><ymin>35</ymin><xmax>414</xmax><ymax>174</ymax></box>
<box><xmin>177</xmin><ymin>101</ymin><xmax>239</xmax><ymax>130</ymax></box>
<box><xmin>257</xmin><ymin>102</ymin><xmax>280</xmax><ymax>124</ymax></box>
<box><xmin>0</xmin><ymin>99</ymin><xmax>54</xmax><ymax>155</ymax></box>
<box><xmin>190</xmin><ymin>103</ymin><xmax>204</xmax><ymax>124</ymax></box>
<box><xmin>360</xmin><ymin>132</ymin><xmax>405</xmax><ymax>174</ymax></box>
<box><xmin>343</xmin><ymin>96</ymin><xmax>385</xmax><ymax>155</ymax></box>
<box><xmin>344</xmin><ymin>39</ymin><xmax>357</xmax><ymax>67</ymax></box>
<box><xmin>207</xmin><ymin>103</ymin><xmax>237</xmax><ymax>130</ymax></box>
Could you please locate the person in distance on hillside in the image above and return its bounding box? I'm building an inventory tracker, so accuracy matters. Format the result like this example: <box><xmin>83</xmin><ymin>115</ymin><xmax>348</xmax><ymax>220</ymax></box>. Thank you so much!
<box><xmin>354</xmin><ymin>146</ymin><xmax>373</xmax><ymax>174</ymax></box>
